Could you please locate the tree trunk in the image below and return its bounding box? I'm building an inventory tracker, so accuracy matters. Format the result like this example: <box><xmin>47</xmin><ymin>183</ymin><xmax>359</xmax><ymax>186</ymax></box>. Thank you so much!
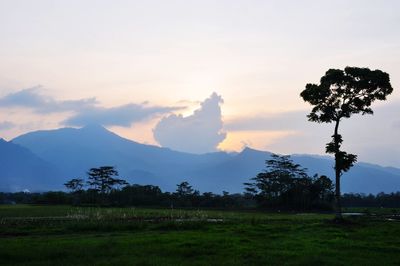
<box><xmin>334</xmin><ymin>160</ymin><xmax>342</xmax><ymax>219</ymax></box>
<box><xmin>334</xmin><ymin>119</ymin><xmax>342</xmax><ymax>220</ymax></box>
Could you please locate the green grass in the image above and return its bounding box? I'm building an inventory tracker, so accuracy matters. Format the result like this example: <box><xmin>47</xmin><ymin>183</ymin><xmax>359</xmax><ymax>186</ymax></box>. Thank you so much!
<box><xmin>1</xmin><ymin>205</ymin><xmax>399</xmax><ymax>265</ymax></box>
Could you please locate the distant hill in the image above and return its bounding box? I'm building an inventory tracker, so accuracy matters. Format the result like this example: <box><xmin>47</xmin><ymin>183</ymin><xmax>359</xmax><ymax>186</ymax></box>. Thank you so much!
<box><xmin>0</xmin><ymin>138</ymin><xmax>61</xmax><ymax>191</ymax></box>
<box><xmin>6</xmin><ymin>125</ymin><xmax>400</xmax><ymax>194</ymax></box>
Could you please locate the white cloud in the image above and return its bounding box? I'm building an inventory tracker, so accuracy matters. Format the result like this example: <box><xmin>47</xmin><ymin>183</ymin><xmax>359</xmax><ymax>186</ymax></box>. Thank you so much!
<box><xmin>153</xmin><ymin>92</ymin><xmax>226</xmax><ymax>154</ymax></box>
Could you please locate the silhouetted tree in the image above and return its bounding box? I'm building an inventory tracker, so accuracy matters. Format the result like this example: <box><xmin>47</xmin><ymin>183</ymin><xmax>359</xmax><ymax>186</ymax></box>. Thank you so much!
<box><xmin>64</xmin><ymin>178</ymin><xmax>84</xmax><ymax>193</ymax></box>
<box><xmin>311</xmin><ymin>175</ymin><xmax>334</xmax><ymax>201</ymax></box>
<box><xmin>300</xmin><ymin>66</ymin><xmax>393</xmax><ymax>219</ymax></box>
<box><xmin>245</xmin><ymin>154</ymin><xmax>311</xmax><ymax>209</ymax></box>
<box><xmin>175</xmin><ymin>181</ymin><xmax>194</xmax><ymax>197</ymax></box>
<box><xmin>87</xmin><ymin>166</ymin><xmax>128</xmax><ymax>194</ymax></box>
<box><xmin>173</xmin><ymin>181</ymin><xmax>200</xmax><ymax>207</ymax></box>
<box><xmin>64</xmin><ymin>178</ymin><xmax>84</xmax><ymax>205</ymax></box>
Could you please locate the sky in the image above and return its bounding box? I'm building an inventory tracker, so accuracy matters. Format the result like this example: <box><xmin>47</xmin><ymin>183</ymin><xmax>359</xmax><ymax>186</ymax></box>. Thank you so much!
<box><xmin>0</xmin><ymin>0</ymin><xmax>399</xmax><ymax>167</ymax></box>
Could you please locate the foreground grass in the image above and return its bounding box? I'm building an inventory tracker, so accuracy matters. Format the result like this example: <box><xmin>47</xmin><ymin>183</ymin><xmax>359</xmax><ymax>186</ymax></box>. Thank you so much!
<box><xmin>1</xmin><ymin>205</ymin><xmax>399</xmax><ymax>265</ymax></box>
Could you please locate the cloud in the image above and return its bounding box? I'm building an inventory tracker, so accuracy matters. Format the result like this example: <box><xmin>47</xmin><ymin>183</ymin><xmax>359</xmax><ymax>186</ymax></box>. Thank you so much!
<box><xmin>0</xmin><ymin>87</ymin><xmax>97</xmax><ymax>113</ymax></box>
<box><xmin>0</xmin><ymin>121</ymin><xmax>15</xmax><ymax>130</ymax></box>
<box><xmin>64</xmin><ymin>103</ymin><xmax>180</xmax><ymax>127</ymax></box>
<box><xmin>0</xmin><ymin>87</ymin><xmax>182</xmax><ymax>127</ymax></box>
<box><xmin>153</xmin><ymin>92</ymin><xmax>226</xmax><ymax>154</ymax></box>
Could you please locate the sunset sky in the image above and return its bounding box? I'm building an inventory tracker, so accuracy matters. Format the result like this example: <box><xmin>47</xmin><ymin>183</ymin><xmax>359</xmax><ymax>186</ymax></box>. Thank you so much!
<box><xmin>0</xmin><ymin>0</ymin><xmax>399</xmax><ymax>167</ymax></box>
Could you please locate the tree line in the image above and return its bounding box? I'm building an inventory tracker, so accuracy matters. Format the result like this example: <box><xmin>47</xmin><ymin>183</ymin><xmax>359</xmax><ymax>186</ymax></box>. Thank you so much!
<box><xmin>61</xmin><ymin>155</ymin><xmax>337</xmax><ymax>210</ymax></box>
<box><xmin>341</xmin><ymin>192</ymin><xmax>400</xmax><ymax>208</ymax></box>
<box><xmin>0</xmin><ymin>155</ymin><xmax>333</xmax><ymax>210</ymax></box>
<box><xmin>61</xmin><ymin>166</ymin><xmax>254</xmax><ymax>209</ymax></box>
<box><xmin>0</xmin><ymin>184</ymin><xmax>251</xmax><ymax>209</ymax></box>
<box><xmin>1</xmin><ymin>152</ymin><xmax>398</xmax><ymax>211</ymax></box>
<box><xmin>2</xmin><ymin>189</ymin><xmax>399</xmax><ymax>209</ymax></box>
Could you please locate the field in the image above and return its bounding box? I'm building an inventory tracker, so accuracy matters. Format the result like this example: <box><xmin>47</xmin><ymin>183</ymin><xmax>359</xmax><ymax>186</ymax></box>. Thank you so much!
<box><xmin>1</xmin><ymin>205</ymin><xmax>400</xmax><ymax>265</ymax></box>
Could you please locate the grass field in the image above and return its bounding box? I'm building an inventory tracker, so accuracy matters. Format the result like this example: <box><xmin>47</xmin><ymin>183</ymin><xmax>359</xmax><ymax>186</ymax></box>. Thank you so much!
<box><xmin>1</xmin><ymin>205</ymin><xmax>399</xmax><ymax>265</ymax></box>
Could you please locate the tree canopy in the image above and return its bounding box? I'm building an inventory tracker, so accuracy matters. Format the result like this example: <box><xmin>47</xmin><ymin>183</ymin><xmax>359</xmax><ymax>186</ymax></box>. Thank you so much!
<box><xmin>300</xmin><ymin>67</ymin><xmax>393</xmax><ymax>123</ymax></box>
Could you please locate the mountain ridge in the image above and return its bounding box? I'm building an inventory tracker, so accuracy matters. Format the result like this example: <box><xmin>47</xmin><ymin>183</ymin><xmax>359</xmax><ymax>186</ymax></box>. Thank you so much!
<box><xmin>0</xmin><ymin>139</ymin><xmax>61</xmax><ymax>191</ymax></box>
<box><xmin>1</xmin><ymin>125</ymin><xmax>399</xmax><ymax>193</ymax></box>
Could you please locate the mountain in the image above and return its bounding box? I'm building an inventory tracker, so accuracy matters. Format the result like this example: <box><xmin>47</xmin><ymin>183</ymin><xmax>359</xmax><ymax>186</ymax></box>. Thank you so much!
<box><xmin>12</xmin><ymin>125</ymin><xmax>233</xmax><ymax>190</ymax></box>
<box><xmin>0</xmin><ymin>138</ymin><xmax>61</xmax><ymax>191</ymax></box>
<box><xmin>9</xmin><ymin>125</ymin><xmax>400</xmax><ymax>194</ymax></box>
<box><xmin>291</xmin><ymin>155</ymin><xmax>400</xmax><ymax>194</ymax></box>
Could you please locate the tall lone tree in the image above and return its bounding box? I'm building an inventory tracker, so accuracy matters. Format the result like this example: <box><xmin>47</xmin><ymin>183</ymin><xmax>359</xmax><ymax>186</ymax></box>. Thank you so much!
<box><xmin>300</xmin><ymin>66</ymin><xmax>393</xmax><ymax>219</ymax></box>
